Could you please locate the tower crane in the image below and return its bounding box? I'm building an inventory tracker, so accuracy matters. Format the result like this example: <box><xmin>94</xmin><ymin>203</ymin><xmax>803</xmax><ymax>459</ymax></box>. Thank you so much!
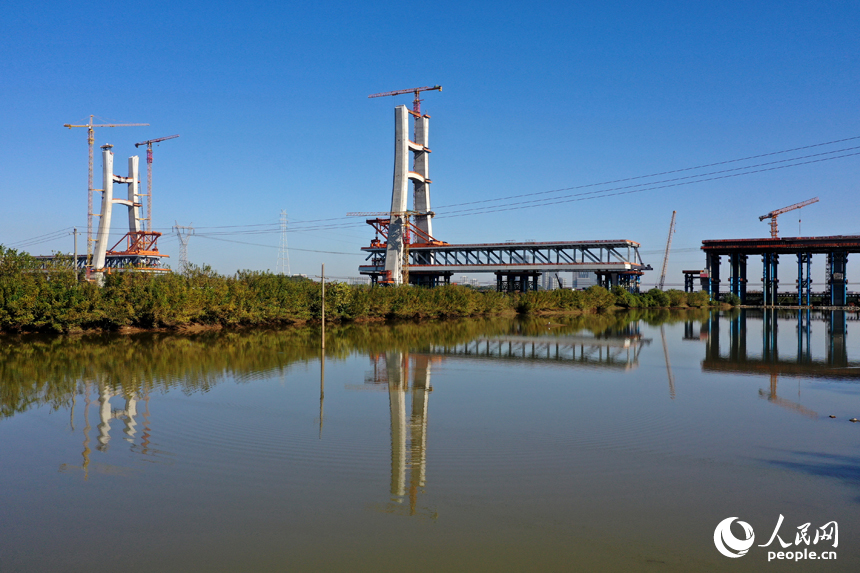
<box><xmin>63</xmin><ymin>115</ymin><xmax>149</xmax><ymax>261</ymax></box>
<box><xmin>658</xmin><ymin>210</ymin><xmax>676</xmax><ymax>290</ymax></box>
<box><xmin>368</xmin><ymin>85</ymin><xmax>442</xmax><ymax>115</ymax></box>
<box><xmin>135</xmin><ymin>135</ymin><xmax>179</xmax><ymax>232</ymax></box>
<box><xmin>759</xmin><ymin>197</ymin><xmax>818</xmax><ymax>239</ymax></box>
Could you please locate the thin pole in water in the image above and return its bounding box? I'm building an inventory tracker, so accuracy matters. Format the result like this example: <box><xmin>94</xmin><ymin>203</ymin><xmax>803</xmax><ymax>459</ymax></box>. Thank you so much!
<box><xmin>321</xmin><ymin>263</ymin><xmax>326</xmax><ymax>349</ymax></box>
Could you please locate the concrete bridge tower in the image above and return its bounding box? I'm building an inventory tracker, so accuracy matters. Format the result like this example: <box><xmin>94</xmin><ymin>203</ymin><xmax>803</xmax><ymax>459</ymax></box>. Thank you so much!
<box><xmin>384</xmin><ymin>105</ymin><xmax>434</xmax><ymax>285</ymax></box>
<box><xmin>92</xmin><ymin>145</ymin><xmax>142</xmax><ymax>284</ymax></box>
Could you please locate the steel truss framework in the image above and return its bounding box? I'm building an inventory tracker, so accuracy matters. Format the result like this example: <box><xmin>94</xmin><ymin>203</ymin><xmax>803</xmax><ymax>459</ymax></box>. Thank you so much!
<box><xmin>361</xmin><ymin>239</ymin><xmax>650</xmax><ymax>290</ymax></box>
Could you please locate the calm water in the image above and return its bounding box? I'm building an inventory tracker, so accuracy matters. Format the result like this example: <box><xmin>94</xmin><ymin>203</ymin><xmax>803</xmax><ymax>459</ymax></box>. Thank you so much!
<box><xmin>1</xmin><ymin>310</ymin><xmax>859</xmax><ymax>572</ymax></box>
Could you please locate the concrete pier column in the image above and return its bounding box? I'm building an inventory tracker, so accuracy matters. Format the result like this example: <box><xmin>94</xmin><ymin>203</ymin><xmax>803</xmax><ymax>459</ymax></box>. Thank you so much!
<box><xmin>127</xmin><ymin>156</ymin><xmax>141</xmax><ymax>233</ymax></box>
<box><xmin>92</xmin><ymin>146</ymin><xmax>116</xmax><ymax>284</ymax></box>
<box><xmin>412</xmin><ymin>115</ymin><xmax>432</xmax><ymax>238</ymax></box>
<box><xmin>384</xmin><ymin>106</ymin><xmax>410</xmax><ymax>285</ymax></box>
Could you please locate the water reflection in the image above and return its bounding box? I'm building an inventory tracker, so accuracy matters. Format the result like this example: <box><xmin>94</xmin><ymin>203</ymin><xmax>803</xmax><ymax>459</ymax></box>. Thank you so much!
<box><xmin>702</xmin><ymin>310</ymin><xmax>860</xmax><ymax>378</ymax></box>
<box><xmin>424</xmin><ymin>323</ymin><xmax>650</xmax><ymax>369</ymax></box>
<box><xmin>58</xmin><ymin>381</ymin><xmax>157</xmax><ymax>479</ymax></box>
<box><xmin>699</xmin><ymin>309</ymin><xmax>860</xmax><ymax>418</ymax></box>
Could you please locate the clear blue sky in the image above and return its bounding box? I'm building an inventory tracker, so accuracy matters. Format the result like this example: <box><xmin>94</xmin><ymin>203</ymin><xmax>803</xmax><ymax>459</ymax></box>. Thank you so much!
<box><xmin>2</xmin><ymin>0</ymin><xmax>858</xmax><ymax>287</ymax></box>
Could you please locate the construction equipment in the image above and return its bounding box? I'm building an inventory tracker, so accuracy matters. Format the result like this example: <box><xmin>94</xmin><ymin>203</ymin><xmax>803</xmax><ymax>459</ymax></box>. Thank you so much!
<box><xmin>63</xmin><ymin>116</ymin><xmax>149</xmax><ymax>262</ymax></box>
<box><xmin>658</xmin><ymin>210</ymin><xmax>676</xmax><ymax>290</ymax></box>
<box><xmin>348</xmin><ymin>211</ymin><xmax>447</xmax><ymax>285</ymax></box>
<box><xmin>135</xmin><ymin>135</ymin><xmax>179</xmax><ymax>232</ymax></box>
<box><xmin>368</xmin><ymin>85</ymin><xmax>442</xmax><ymax>115</ymax></box>
<box><xmin>759</xmin><ymin>197</ymin><xmax>819</xmax><ymax>239</ymax></box>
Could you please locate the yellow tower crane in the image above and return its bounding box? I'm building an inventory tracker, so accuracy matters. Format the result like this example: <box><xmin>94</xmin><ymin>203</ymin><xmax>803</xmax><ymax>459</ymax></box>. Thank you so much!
<box><xmin>759</xmin><ymin>197</ymin><xmax>819</xmax><ymax>239</ymax></box>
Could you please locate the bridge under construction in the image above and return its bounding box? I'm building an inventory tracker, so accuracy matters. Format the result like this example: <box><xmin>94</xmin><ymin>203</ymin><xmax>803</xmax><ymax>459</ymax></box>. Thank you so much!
<box><xmin>357</xmin><ymin>101</ymin><xmax>651</xmax><ymax>290</ymax></box>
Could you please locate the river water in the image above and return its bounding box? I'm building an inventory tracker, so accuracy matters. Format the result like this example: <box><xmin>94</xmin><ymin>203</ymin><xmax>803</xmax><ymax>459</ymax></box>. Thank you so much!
<box><xmin>1</xmin><ymin>310</ymin><xmax>858</xmax><ymax>572</ymax></box>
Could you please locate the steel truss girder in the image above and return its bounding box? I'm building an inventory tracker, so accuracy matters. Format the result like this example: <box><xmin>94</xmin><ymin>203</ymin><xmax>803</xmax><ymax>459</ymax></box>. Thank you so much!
<box><xmin>360</xmin><ymin>240</ymin><xmax>648</xmax><ymax>275</ymax></box>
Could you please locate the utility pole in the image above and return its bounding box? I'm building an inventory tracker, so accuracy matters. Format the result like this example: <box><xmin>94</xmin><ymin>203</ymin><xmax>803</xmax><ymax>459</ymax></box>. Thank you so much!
<box><xmin>174</xmin><ymin>222</ymin><xmax>194</xmax><ymax>272</ymax></box>
<box><xmin>72</xmin><ymin>227</ymin><xmax>79</xmax><ymax>278</ymax></box>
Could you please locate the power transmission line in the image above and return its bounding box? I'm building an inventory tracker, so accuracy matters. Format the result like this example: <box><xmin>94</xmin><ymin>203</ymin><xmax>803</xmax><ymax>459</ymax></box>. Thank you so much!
<box><xmin>278</xmin><ymin>210</ymin><xmax>291</xmax><ymax>275</ymax></box>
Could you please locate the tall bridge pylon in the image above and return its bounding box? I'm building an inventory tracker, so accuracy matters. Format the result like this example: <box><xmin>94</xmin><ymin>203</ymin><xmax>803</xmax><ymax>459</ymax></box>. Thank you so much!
<box><xmin>385</xmin><ymin>105</ymin><xmax>434</xmax><ymax>285</ymax></box>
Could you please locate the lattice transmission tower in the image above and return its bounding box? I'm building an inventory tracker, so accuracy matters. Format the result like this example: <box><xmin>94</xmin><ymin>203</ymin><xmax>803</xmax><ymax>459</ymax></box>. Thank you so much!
<box><xmin>278</xmin><ymin>210</ymin><xmax>291</xmax><ymax>276</ymax></box>
<box><xmin>174</xmin><ymin>222</ymin><xmax>194</xmax><ymax>271</ymax></box>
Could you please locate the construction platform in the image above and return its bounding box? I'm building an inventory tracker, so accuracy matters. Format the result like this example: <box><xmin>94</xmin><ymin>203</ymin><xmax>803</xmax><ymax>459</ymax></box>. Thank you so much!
<box><xmin>700</xmin><ymin>235</ymin><xmax>860</xmax><ymax>306</ymax></box>
<box><xmin>360</xmin><ymin>238</ymin><xmax>650</xmax><ymax>291</ymax></box>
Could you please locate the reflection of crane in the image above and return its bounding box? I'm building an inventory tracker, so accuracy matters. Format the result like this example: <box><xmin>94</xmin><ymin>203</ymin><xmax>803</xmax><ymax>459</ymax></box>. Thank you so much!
<box><xmin>63</xmin><ymin>116</ymin><xmax>149</xmax><ymax>261</ymax></box>
<box><xmin>658</xmin><ymin>210</ymin><xmax>676</xmax><ymax>290</ymax></box>
<box><xmin>660</xmin><ymin>325</ymin><xmax>676</xmax><ymax>399</ymax></box>
<box><xmin>368</xmin><ymin>85</ymin><xmax>442</xmax><ymax>115</ymax></box>
<box><xmin>135</xmin><ymin>135</ymin><xmax>179</xmax><ymax>232</ymax></box>
<box><xmin>758</xmin><ymin>373</ymin><xmax>817</xmax><ymax>418</ymax></box>
<box><xmin>759</xmin><ymin>197</ymin><xmax>819</xmax><ymax>239</ymax></box>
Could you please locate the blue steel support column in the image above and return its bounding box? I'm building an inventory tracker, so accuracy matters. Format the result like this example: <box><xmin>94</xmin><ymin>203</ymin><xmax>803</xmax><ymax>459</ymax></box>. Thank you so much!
<box><xmin>730</xmin><ymin>253</ymin><xmax>739</xmax><ymax>298</ymax></box>
<box><xmin>797</xmin><ymin>253</ymin><xmax>812</xmax><ymax>307</ymax></box>
<box><xmin>762</xmin><ymin>253</ymin><xmax>779</xmax><ymax>306</ymax></box>
<box><xmin>729</xmin><ymin>253</ymin><xmax>748</xmax><ymax>303</ymax></box>
<box><xmin>707</xmin><ymin>253</ymin><xmax>720</xmax><ymax>301</ymax></box>
<box><xmin>828</xmin><ymin>252</ymin><xmax>848</xmax><ymax>306</ymax></box>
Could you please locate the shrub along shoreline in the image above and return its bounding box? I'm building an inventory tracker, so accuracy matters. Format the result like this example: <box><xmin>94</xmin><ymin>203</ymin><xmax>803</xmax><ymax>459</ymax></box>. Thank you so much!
<box><xmin>0</xmin><ymin>247</ymin><xmax>717</xmax><ymax>333</ymax></box>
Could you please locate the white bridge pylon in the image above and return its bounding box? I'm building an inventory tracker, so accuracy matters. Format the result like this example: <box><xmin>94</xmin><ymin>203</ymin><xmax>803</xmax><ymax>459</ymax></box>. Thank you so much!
<box><xmin>385</xmin><ymin>105</ymin><xmax>433</xmax><ymax>285</ymax></box>
<box><xmin>92</xmin><ymin>145</ymin><xmax>142</xmax><ymax>284</ymax></box>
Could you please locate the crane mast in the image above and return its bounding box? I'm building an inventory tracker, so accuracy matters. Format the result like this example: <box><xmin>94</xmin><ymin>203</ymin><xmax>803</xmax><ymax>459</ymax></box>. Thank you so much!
<box><xmin>658</xmin><ymin>211</ymin><xmax>676</xmax><ymax>290</ymax></box>
<box><xmin>758</xmin><ymin>197</ymin><xmax>819</xmax><ymax>239</ymax></box>
<box><xmin>135</xmin><ymin>135</ymin><xmax>180</xmax><ymax>232</ymax></box>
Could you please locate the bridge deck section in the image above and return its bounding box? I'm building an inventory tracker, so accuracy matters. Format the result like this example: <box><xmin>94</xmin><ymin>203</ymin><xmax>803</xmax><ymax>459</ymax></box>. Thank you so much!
<box><xmin>360</xmin><ymin>239</ymin><xmax>649</xmax><ymax>275</ymax></box>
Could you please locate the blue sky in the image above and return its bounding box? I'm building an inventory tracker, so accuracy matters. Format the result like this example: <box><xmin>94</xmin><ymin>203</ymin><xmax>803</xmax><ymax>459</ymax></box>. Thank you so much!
<box><xmin>1</xmin><ymin>0</ymin><xmax>858</xmax><ymax>287</ymax></box>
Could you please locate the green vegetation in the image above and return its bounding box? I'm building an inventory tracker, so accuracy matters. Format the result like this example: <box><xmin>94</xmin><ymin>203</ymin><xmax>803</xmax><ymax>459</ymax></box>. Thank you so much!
<box><xmin>0</xmin><ymin>245</ymin><xmax>716</xmax><ymax>333</ymax></box>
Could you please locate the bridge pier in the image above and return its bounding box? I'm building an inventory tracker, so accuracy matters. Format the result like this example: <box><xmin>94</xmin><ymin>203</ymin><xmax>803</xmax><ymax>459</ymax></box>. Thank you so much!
<box><xmin>827</xmin><ymin>252</ymin><xmax>848</xmax><ymax>306</ymax></box>
<box><xmin>762</xmin><ymin>253</ymin><xmax>779</xmax><ymax>306</ymax></box>
<box><xmin>730</xmin><ymin>253</ymin><xmax>747</xmax><ymax>303</ymax></box>
<box><xmin>495</xmin><ymin>271</ymin><xmax>540</xmax><ymax>293</ymax></box>
<box><xmin>797</xmin><ymin>253</ymin><xmax>812</xmax><ymax>306</ymax></box>
<box><xmin>707</xmin><ymin>253</ymin><xmax>721</xmax><ymax>300</ymax></box>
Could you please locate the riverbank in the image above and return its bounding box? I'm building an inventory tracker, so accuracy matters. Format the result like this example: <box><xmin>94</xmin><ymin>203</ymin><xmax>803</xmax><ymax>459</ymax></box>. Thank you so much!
<box><xmin>0</xmin><ymin>248</ymin><xmax>714</xmax><ymax>333</ymax></box>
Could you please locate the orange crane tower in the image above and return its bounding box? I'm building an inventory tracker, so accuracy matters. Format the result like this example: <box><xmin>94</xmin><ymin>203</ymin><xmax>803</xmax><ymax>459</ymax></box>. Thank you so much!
<box><xmin>135</xmin><ymin>135</ymin><xmax>179</xmax><ymax>232</ymax></box>
<box><xmin>368</xmin><ymin>85</ymin><xmax>442</xmax><ymax>115</ymax></box>
<box><xmin>63</xmin><ymin>116</ymin><xmax>149</xmax><ymax>261</ymax></box>
<box><xmin>759</xmin><ymin>197</ymin><xmax>819</xmax><ymax>239</ymax></box>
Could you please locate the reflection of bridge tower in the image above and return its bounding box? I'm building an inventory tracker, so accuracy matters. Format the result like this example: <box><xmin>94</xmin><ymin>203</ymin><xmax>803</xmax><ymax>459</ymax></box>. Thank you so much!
<box><xmin>96</xmin><ymin>382</ymin><xmax>139</xmax><ymax>451</ymax></box>
<box><xmin>62</xmin><ymin>381</ymin><xmax>148</xmax><ymax>478</ymax></box>
<box><xmin>384</xmin><ymin>352</ymin><xmax>432</xmax><ymax>514</ymax></box>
